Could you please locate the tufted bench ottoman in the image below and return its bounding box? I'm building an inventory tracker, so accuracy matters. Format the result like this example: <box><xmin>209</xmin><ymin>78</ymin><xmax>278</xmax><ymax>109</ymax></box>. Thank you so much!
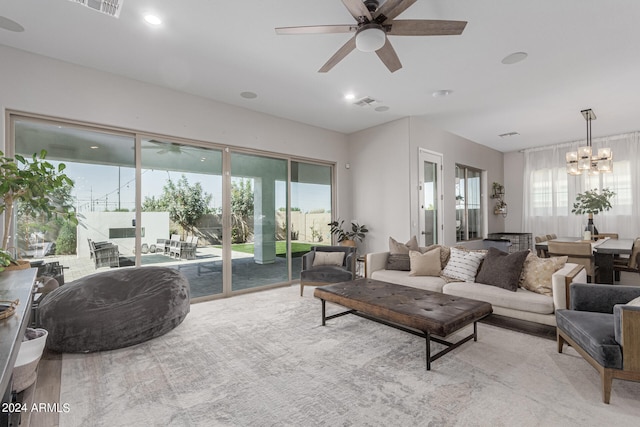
<box><xmin>314</xmin><ymin>278</ymin><xmax>493</xmax><ymax>369</ymax></box>
<box><xmin>39</xmin><ymin>266</ymin><xmax>190</xmax><ymax>353</ymax></box>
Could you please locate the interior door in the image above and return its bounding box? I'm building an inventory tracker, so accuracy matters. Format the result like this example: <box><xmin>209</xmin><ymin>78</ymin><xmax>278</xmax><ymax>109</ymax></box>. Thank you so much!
<box><xmin>418</xmin><ymin>150</ymin><xmax>443</xmax><ymax>246</ymax></box>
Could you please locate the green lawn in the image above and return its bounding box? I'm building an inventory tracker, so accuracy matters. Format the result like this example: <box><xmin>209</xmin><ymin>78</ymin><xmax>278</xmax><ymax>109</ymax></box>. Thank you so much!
<box><xmin>220</xmin><ymin>242</ymin><xmax>316</xmax><ymax>257</ymax></box>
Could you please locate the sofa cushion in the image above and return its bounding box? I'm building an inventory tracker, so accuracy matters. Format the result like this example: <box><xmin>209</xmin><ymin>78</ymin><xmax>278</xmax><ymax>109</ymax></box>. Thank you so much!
<box><xmin>371</xmin><ymin>270</ymin><xmax>446</xmax><ymax>293</ymax></box>
<box><xmin>312</xmin><ymin>251</ymin><xmax>345</xmax><ymax>267</ymax></box>
<box><xmin>443</xmin><ymin>281</ymin><xmax>555</xmax><ymax>315</ymax></box>
<box><xmin>386</xmin><ymin>236</ymin><xmax>419</xmax><ymax>271</ymax></box>
<box><xmin>475</xmin><ymin>247</ymin><xmax>529</xmax><ymax>292</ymax></box>
<box><xmin>442</xmin><ymin>247</ymin><xmax>485</xmax><ymax>282</ymax></box>
<box><xmin>556</xmin><ymin>309</ymin><xmax>622</xmax><ymax>369</ymax></box>
<box><xmin>301</xmin><ymin>265</ymin><xmax>353</xmax><ymax>283</ymax></box>
<box><xmin>409</xmin><ymin>248</ymin><xmax>441</xmax><ymax>276</ymax></box>
<box><xmin>519</xmin><ymin>253</ymin><xmax>568</xmax><ymax>296</ymax></box>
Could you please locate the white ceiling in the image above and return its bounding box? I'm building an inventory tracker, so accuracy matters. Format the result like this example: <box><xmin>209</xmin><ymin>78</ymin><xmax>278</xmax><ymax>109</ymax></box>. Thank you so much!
<box><xmin>2</xmin><ymin>0</ymin><xmax>640</xmax><ymax>153</ymax></box>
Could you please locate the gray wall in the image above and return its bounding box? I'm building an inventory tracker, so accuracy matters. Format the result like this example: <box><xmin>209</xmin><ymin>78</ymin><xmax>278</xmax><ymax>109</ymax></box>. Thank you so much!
<box><xmin>348</xmin><ymin>117</ymin><xmax>506</xmax><ymax>254</ymax></box>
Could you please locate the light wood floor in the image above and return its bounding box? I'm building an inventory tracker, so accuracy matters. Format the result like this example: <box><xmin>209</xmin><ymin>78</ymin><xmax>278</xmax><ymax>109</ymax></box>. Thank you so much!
<box><xmin>22</xmin><ymin>350</ymin><xmax>62</xmax><ymax>427</ymax></box>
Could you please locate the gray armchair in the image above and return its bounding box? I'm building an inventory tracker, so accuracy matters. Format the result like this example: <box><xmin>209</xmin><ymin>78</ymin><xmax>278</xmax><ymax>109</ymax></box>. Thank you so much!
<box><xmin>556</xmin><ymin>283</ymin><xmax>640</xmax><ymax>403</ymax></box>
<box><xmin>299</xmin><ymin>246</ymin><xmax>356</xmax><ymax>296</ymax></box>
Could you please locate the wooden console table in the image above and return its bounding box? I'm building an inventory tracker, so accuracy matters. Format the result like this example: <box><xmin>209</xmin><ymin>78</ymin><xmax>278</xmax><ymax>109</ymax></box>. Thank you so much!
<box><xmin>0</xmin><ymin>268</ymin><xmax>37</xmax><ymax>427</ymax></box>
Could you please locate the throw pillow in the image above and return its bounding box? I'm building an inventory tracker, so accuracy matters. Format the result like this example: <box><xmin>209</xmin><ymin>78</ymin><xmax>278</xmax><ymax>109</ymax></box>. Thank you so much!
<box><xmin>409</xmin><ymin>248</ymin><xmax>442</xmax><ymax>276</ymax></box>
<box><xmin>420</xmin><ymin>244</ymin><xmax>451</xmax><ymax>269</ymax></box>
<box><xmin>519</xmin><ymin>253</ymin><xmax>568</xmax><ymax>296</ymax></box>
<box><xmin>475</xmin><ymin>247</ymin><xmax>529</xmax><ymax>292</ymax></box>
<box><xmin>312</xmin><ymin>252</ymin><xmax>345</xmax><ymax>267</ymax></box>
<box><xmin>386</xmin><ymin>236</ymin><xmax>419</xmax><ymax>271</ymax></box>
<box><xmin>627</xmin><ymin>296</ymin><xmax>640</xmax><ymax>307</ymax></box>
<box><xmin>441</xmin><ymin>247</ymin><xmax>486</xmax><ymax>282</ymax></box>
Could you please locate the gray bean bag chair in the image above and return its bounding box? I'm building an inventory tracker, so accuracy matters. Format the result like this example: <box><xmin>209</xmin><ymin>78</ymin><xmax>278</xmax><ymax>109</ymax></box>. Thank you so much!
<box><xmin>38</xmin><ymin>267</ymin><xmax>190</xmax><ymax>353</ymax></box>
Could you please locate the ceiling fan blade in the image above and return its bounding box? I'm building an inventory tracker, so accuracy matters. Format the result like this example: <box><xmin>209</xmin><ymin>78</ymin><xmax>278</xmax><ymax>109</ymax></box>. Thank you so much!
<box><xmin>275</xmin><ymin>25</ymin><xmax>355</xmax><ymax>35</ymax></box>
<box><xmin>318</xmin><ymin>36</ymin><xmax>357</xmax><ymax>73</ymax></box>
<box><xmin>374</xmin><ymin>0</ymin><xmax>416</xmax><ymax>22</ymax></box>
<box><xmin>387</xmin><ymin>19</ymin><xmax>467</xmax><ymax>36</ymax></box>
<box><xmin>341</xmin><ymin>0</ymin><xmax>372</xmax><ymax>22</ymax></box>
<box><xmin>375</xmin><ymin>38</ymin><xmax>402</xmax><ymax>73</ymax></box>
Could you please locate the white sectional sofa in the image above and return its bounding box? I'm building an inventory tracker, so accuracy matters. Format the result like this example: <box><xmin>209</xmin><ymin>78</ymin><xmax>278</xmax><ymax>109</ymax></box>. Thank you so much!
<box><xmin>366</xmin><ymin>251</ymin><xmax>586</xmax><ymax>326</ymax></box>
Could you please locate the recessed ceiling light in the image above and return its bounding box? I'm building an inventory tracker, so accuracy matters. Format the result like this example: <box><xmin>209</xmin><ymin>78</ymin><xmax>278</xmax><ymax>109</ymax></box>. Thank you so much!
<box><xmin>432</xmin><ymin>90</ymin><xmax>453</xmax><ymax>98</ymax></box>
<box><xmin>374</xmin><ymin>106</ymin><xmax>389</xmax><ymax>112</ymax></box>
<box><xmin>144</xmin><ymin>15</ymin><xmax>162</xmax><ymax>26</ymax></box>
<box><xmin>344</xmin><ymin>93</ymin><xmax>356</xmax><ymax>101</ymax></box>
<box><xmin>0</xmin><ymin>16</ymin><xmax>24</xmax><ymax>32</ymax></box>
<box><xmin>240</xmin><ymin>91</ymin><xmax>258</xmax><ymax>99</ymax></box>
<box><xmin>90</xmin><ymin>145</ymin><xmax>99</xmax><ymax>149</ymax></box>
<box><xmin>501</xmin><ymin>52</ymin><xmax>528</xmax><ymax>65</ymax></box>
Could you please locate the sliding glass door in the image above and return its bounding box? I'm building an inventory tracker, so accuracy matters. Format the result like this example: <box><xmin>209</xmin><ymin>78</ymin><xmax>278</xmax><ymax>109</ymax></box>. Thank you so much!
<box><xmin>9</xmin><ymin>114</ymin><xmax>335</xmax><ymax>299</ymax></box>
<box><xmin>140</xmin><ymin>138</ymin><xmax>223</xmax><ymax>299</ymax></box>
<box><xmin>230</xmin><ymin>152</ymin><xmax>289</xmax><ymax>292</ymax></box>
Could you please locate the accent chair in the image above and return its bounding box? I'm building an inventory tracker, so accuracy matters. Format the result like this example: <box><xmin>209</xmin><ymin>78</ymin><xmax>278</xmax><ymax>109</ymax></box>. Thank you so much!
<box><xmin>299</xmin><ymin>245</ymin><xmax>356</xmax><ymax>296</ymax></box>
<box><xmin>556</xmin><ymin>283</ymin><xmax>640</xmax><ymax>403</ymax></box>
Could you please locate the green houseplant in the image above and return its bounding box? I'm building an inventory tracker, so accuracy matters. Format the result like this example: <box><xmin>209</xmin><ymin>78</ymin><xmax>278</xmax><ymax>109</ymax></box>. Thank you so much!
<box><xmin>328</xmin><ymin>219</ymin><xmax>368</xmax><ymax>247</ymax></box>
<box><xmin>0</xmin><ymin>150</ymin><xmax>76</xmax><ymax>271</ymax></box>
<box><xmin>571</xmin><ymin>188</ymin><xmax>616</xmax><ymax>235</ymax></box>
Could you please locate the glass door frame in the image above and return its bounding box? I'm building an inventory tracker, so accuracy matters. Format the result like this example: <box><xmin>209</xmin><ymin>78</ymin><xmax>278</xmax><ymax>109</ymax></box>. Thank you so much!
<box><xmin>418</xmin><ymin>149</ymin><xmax>443</xmax><ymax>246</ymax></box>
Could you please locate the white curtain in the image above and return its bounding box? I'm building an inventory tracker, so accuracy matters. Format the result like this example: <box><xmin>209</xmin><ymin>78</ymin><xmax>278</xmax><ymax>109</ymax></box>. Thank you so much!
<box><xmin>522</xmin><ymin>132</ymin><xmax>640</xmax><ymax>239</ymax></box>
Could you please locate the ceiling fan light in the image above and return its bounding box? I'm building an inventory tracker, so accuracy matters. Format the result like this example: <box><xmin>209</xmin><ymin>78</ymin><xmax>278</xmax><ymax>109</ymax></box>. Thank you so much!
<box><xmin>356</xmin><ymin>26</ymin><xmax>386</xmax><ymax>52</ymax></box>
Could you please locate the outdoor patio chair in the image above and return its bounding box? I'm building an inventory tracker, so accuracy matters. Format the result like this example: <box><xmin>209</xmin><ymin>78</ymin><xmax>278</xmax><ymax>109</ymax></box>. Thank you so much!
<box><xmin>88</xmin><ymin>239</ymin><xmax>120</xmax><ymax>269</ymax></box>
<box><xmin>299</xmin><ymin>245</ymin><xmax>356</xmax><ymax>296</ymax></box>
<box><xmin>166</xmin><ymin>234</ymin><xmax>180</xmax><ymax>255</ymax></box>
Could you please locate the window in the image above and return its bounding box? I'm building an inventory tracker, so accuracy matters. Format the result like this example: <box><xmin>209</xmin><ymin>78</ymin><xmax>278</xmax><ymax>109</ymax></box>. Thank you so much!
<box><xmin>455</xmin><ymin>164</ymin><xmax>483</xmax><ymax>241</ymax></box>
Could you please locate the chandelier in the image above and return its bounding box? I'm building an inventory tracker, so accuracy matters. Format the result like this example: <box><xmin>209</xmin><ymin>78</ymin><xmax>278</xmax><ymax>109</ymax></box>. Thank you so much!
<box><xmin>566</xmin><ymin>109</ymin><xmax>612</xmax><ymax>175</ymax></box>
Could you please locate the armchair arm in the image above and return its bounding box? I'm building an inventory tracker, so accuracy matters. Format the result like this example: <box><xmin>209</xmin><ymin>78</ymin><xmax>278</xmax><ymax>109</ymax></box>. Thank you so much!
<box><xmin>302</xmin><ymin>251</ymin><xmax>315</xmax><ymax>270</ymax></box>
<box><xmin>365</xmin><ymin>252</ymin><xmax>389</xmax><ymax>278</ymax></box>
<box><xmin>552</xmin><ymin>263</ymin><xmax>586</xmax><ymax>311</ymax></box>
<box><xmin>613</xmin><ymin>304</ymin><xmax>640</xmax><ymax>371</ymax></box>
<box><xmin>345</xmin><ymin>252</ymin><xmax>356</xmax><ymax>274</ymax></box>
<box><xmin>571</xmin><ymin>283</ymin><xmax>640</xmax><ymax>313</ymax></box>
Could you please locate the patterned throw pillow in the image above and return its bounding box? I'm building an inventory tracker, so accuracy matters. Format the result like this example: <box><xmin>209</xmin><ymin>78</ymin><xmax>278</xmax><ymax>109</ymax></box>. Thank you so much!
<box><xmin>409</xmin><ymin>248</ymin><xmax>441</xmax><ymax>276</ymax></box>
<box><xmin>475</xmin><ymin>247</ymin><xmax>529</xmax><ymax>292</ymax></box>
<box><xmin>312</xmin><ymin>252</ymin><xmax>345</xmax><ymax>267</ymax></box>
<box><xmin>386</xmin><ymin>236</ymin><xmax>419</xmax><ymax>271</ymax></box>
<box><xmin>441</xmin><ymin>247</ymin><xmax>486</xmax><ymax>282</ymax></box>
<box><xmin>519</xmin><ymin>253</ymin><xmax>568</xmax><ymax>296</ymax></box>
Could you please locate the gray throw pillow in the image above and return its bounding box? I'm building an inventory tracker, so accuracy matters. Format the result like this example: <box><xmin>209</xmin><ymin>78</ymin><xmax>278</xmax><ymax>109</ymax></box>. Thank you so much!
<box><xmin>475</xmin><ymin>247</ymin><xmax>529</xmax><ymax>292</ymax></box>
<box><xmin>386</xmin><ymin>236</ymin><xmax>419</xmax><ymax>271</ymax></box>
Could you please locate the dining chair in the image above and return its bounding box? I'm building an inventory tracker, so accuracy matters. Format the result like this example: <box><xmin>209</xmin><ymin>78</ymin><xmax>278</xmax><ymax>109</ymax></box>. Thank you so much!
<box><xmin>535</xmin><ymin>235</ymin><xmax>548</xmax><ymax>257</ymax></box>
<box><xmin>613</xmin><ymin>237</ymin><xmax>640</xmax><ymax>277</ymax></box>
<box><xmin>547</xmin><ymin>241</ymin><xmax>597</xmax><ymax>282</ymax></box>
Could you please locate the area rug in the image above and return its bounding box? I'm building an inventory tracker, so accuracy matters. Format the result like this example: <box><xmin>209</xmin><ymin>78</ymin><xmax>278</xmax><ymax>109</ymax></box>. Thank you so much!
<box><xmin>59</xmin><ymin>285</ymin><xmax>640</xmax><ymax>427</ymax></box>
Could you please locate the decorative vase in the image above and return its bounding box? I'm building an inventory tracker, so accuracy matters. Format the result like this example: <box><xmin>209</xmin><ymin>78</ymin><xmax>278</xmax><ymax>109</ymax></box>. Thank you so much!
<box><xmin>340</xmin><ymin>239</ymin><xmax>356</xmax><ymax>247</ymax></box>
<box><xmin>585</xmin><ymin>214</ymin><xmax>599</xmax><ymax>238</ymax></box>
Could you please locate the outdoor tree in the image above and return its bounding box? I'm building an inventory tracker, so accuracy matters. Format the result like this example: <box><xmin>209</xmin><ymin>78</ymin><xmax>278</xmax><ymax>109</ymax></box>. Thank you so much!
<box><xmin>142</xmin><ymin>174</ymin><xmax>212</xmax><ymax>238</ymax></box>
<box><xmin>231</xmin><ymin>178</ymin><xmax>254</xmax><ymax>243</ymax></box>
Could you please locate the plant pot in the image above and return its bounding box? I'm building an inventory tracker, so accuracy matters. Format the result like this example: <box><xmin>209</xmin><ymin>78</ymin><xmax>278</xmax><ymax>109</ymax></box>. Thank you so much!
<box><xmin>12</xmin><ymin>328</ymin><xmax>48</xmax><ymax>393</ymax></box>
<box><xmin>340</xmin><ymin>239</ymin><xmax>357</xmax><ymax>247</ymax></box>
<box><xmin>3</xmin><ymin>259</ymin><xmax>31</xmax><ymax>271</ymax></box>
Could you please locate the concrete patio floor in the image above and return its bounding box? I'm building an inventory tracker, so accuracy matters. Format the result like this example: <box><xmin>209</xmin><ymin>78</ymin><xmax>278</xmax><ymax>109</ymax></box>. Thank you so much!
<box><xmin>39</xmin><ymin>246</ymin><xmax>303</xmax><ymax>299</ymax></box>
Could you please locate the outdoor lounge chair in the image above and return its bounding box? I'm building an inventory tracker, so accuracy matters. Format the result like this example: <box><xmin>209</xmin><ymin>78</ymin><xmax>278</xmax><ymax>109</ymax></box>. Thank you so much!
<box><xmin>88</xmin><ymin>239</ymin><xmax>120</xmax><ymax>269</ymax></box>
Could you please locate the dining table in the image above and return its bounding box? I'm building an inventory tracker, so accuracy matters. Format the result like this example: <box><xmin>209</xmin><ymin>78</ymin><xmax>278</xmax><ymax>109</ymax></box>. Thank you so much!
<box><xmin>535</xmin><ymin>236</ymin><xmax>634</xmax><ymax>284</ymax></box>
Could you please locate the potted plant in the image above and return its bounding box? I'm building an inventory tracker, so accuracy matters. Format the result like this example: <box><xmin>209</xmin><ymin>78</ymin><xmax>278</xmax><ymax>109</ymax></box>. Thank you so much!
<box><xmin>328</xmin><ymin>219</ymin><xmax>368</xmax><ymax>247</ymax></box>
<box><xmin>571</xmin><ymin>187</ymin><xmax>616</xmax><ymax>235</ymax></box>
<box><xmin>0</xmin><ymin>150</ymin><xmax>76</xmax><ymax>271</ymax></box>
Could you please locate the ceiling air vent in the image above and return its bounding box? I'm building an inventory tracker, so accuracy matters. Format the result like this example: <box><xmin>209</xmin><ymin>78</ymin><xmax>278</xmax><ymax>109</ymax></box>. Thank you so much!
<box><xmin>353</xmin><ymin>96</ymin><xmax>379</xmax><ymax>107</ymax></box>
<box><xmin>68</xmin><ymin>0</ymin><xmax>124</xmax><ymax>18</ymax></box>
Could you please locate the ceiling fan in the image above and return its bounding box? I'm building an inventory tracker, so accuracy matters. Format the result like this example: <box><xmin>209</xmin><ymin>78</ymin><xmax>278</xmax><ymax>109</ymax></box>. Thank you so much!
<box><xmin>275</xmin><ymin>0</ymin><xmax>467</xmax><ymax>73</ymax></box>
<box><xmin>142</xmin><ymin>140</ymin><xmax>195</xmax><ymax>156</ymax></box>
